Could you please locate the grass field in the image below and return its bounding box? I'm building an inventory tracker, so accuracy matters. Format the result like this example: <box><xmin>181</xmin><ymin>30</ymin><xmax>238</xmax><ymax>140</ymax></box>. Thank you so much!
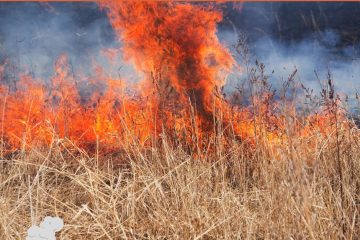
<box><xmin>0</xmin><ymin>101</ymin><xmax>359</xmax><ymax>239</ymax></box>
<box><xmin>0</xmin><ymin>2</ymin><xmax>359</xmax><ymax>238</ymax></box>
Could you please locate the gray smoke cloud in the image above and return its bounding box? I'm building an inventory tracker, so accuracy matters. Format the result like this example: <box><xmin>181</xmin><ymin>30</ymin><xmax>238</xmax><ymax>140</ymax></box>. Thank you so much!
<box><xmin>0</xmin><ymin>2</ymin><xmax>359</xmax><ymax>101</ymax></box>
<box><xmin>219</xmin><ymin>2</ymin><xmax>360</xmax><ymax>103</ymax></box>
<box><xmin>221</xmin><ymin>30</ymin><xmax>360</xmax><ymax>94</ymax></box>
<box><xmin>0</xmin><ymin>2</ymin><xmax>139</xmax><ymax>81</ymax></box>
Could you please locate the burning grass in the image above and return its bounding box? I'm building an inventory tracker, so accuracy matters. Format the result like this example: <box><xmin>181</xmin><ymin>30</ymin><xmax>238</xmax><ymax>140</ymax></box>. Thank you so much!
<box><xmin>0</xmin><ymin>110</ymin><xmax>359</xmax><ymax>239</ymax></box>
<box><xmin>0</xmin><ymin>63</ymin><xmax>359</xmax><ymax>238</ymax></box>
<box><xmin>0</xmin><ymin>1</ymin><xmax>351</xmax><ymax>155</ymax></box>
<box><xmin>0</xmin><ymin>1</ymin><xmax>359</xmax><ymax>239</ymax></box>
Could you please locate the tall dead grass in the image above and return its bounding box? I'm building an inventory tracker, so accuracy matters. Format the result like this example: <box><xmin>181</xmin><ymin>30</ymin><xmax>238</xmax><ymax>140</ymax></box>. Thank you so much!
<box><xmin>0</xmin><ymin>109</ymin><xmax>359</xmax><ymax>239</ymax></box>
<box><xmin>0</xmin><ymin>46</ymin><xmax>359</xmax><ymax>238</ymax></box>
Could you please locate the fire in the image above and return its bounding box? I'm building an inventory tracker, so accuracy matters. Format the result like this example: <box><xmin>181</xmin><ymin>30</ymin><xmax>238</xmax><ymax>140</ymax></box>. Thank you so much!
<box><xmin>0</xmin><ymin>1</ymin><xmax>353</xmax><ymax>156</ymax></box>
<box><xmin>102</xmin><ymin>1</ymin><xmax>234</xmax><ymax>128</ymax></box>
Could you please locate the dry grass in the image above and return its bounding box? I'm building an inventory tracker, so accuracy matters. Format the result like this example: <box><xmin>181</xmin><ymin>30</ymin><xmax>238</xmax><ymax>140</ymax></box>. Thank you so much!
<box><xmin>0</xmin><ymin>44</ymin><xmax>359</xmax><ymax>239</ymax></box>
<box><xmin>0</xmin><ymin>122</ymin><xmax>359</xmax><ymax>240</ymax></box>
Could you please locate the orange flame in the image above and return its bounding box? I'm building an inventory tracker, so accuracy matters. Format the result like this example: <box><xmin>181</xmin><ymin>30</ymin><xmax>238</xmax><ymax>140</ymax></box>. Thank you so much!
<box><xmin>102</xmin><ymin>1</ymin><xmax>234</xmax><ymax>128</ymax></box>
<box><xmin>0</xmin><ymin>1</ymin><xmax>353</xmax><ymax>156</ymax></box>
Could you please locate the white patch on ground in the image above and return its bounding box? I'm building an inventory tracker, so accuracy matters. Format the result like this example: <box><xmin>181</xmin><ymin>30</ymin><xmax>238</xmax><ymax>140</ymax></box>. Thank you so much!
<box><xmin>26</xmin><ymin>216</ymin><xmax>64</xmax><ymax>240</ymax></box>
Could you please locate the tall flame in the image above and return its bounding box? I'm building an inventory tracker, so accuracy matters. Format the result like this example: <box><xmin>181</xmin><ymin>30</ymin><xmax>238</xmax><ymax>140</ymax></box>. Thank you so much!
<box><xmin>0</xmin><ymin>1</ymin><xmax>352</xmax><ymax>156</ymax></box>
<box><xmin>102</xmin><ymin>1</ymin><xmax>234</xmax><ymax>129</ymax></box>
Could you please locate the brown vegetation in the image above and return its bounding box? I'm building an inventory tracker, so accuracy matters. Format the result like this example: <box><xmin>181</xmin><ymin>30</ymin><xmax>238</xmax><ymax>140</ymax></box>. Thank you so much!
<box><xmin>0</xmin><ymin>77</ymin><xmax>359</xmax><ymax>238</ymax></box>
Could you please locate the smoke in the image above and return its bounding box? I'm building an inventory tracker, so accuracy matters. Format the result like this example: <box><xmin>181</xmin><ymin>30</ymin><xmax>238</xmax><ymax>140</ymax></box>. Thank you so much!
<box><xmin>219</xmin><ymin>2</ymin><xmax>360</xmax><ymax>102</ymax></box>
<box><xmin>0</xmin><ymin>2</ymin><xmax>137</xmax><ymax>80</ymax></box>
<box><xmin>251</xmin><ymin>31</ymin><xmax>359</xmax><ymax>94</ymax></box>
<box><xmin>0</xmin><ymin>2</ymin><xmax>359</xmax><ymax>100</ymax></box>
